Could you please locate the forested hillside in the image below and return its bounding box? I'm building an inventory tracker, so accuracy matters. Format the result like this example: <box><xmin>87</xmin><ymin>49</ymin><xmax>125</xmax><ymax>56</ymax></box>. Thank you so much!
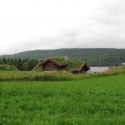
<box><xmin>0</xmin><ymin>48</ymin><xmax>125</xmax><ymax>66</ymax></box>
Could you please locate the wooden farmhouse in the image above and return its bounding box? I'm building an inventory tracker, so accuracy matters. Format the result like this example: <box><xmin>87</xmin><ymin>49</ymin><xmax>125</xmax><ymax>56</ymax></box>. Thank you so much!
<box><xmin>33</xmin><ymin>58</ymin><xmax>90</xmax><ymax>73</ymax></box>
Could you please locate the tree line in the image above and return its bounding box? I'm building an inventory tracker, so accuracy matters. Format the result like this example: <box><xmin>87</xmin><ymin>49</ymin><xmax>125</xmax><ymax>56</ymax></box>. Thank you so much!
<box><xmin>1</xmin><ymin>49</ymin><xmax>125</xmax><ymax>66</ymax></box>
<box><xmin>0</xmin><ymin>58</ymin><xmax>39</xmax><ymax>71</ymax></box>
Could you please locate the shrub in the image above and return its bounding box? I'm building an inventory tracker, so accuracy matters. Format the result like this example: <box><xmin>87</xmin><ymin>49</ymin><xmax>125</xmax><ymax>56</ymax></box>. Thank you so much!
<box><xmin>0</xmin><ymin>64</ymin><xmax>17</xmax><ymax>71</ymax></box>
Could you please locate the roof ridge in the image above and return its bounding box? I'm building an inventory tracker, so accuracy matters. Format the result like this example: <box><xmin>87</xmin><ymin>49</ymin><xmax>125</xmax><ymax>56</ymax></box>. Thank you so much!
<box><xmin>39</xmin><ymin>58</ymin><xmax>66</xmax><ymax>67</ymax></box>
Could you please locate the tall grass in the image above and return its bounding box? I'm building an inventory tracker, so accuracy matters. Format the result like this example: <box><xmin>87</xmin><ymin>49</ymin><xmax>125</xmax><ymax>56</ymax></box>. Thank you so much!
<box><xmin>0</xmin><ymin>66</ymin><xmax>125</xmax><ymax>81</ymax></box>
<box><xmin>0</xmin><ymin>71</ymin><xmax>91</xmax><ymax>81</ymax></box>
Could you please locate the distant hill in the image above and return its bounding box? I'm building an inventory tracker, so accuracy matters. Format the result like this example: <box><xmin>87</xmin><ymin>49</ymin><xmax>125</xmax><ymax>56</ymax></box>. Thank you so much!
<box><xmin>0</xmin><ymin>48</ymin><xmax>125</xmax><ymax>66</ymax></box>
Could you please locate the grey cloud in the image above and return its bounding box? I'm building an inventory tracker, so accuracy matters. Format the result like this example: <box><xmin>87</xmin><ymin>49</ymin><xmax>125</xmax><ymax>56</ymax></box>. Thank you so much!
<box><xmin>94</xmin><ymin>0</ymin><xmax>125</xmax><ymax>25</ymax></box>
<box><xmin>2</xmin><ymin>0</ymin><xmax>125</xmax><ymax>54</ymax></box>
<box><xmin>62</xmin><ymin>30</ymin><xmax>81</xmax><ymax>38</ymax></box>
<box><xmin>9</xmin><ymin>35</ymin><xmax>125</xmax><ymax>54</ymax></box>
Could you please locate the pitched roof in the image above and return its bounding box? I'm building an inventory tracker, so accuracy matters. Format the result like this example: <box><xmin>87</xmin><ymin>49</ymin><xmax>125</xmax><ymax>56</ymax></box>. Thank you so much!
<box><xmin>39</xmin><ymin>58</ymin><xmax>66</xmax><ymax>67</ymax></box>
<box><xmin>79</xmin><ymin>63</ymin><xmax>90</xmax><ymax>71</ymax></box>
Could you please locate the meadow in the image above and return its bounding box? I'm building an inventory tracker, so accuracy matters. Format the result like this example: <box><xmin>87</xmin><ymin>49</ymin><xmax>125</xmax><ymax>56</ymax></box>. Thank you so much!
<box><xmin>1</xmin><ymin>74</ymin><xmax>125</xmax><ymax>125</ymax></box>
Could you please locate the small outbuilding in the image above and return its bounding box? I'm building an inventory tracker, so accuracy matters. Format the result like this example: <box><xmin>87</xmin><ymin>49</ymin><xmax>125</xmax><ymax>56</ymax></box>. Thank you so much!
<box><xmin>72</xmin><ymin>63</ymin><xmax>90</xmax><ymax>74</ymax></box>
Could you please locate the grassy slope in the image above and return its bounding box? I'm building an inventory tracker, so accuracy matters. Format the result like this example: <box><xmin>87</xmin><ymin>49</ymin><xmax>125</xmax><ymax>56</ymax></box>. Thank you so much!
<box><xmin>0</xmin><ymin>66</ymin><xmax>125</xmax><ymax>81</ymax></box>
<box><xmin>0</xmin><ymin>71</ymin><xmax>91</xmax><ymax>81</ymax></box>
<box><xmin>1</xmin><ymin>74</ymin><xmax>125</xmax><ymax>125</ymax></box>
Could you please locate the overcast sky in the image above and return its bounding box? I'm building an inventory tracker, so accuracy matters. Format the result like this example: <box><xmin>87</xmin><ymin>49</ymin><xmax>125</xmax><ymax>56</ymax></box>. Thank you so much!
<box><xmin>0</xmin><ymin>0</ymin><xmax>125</xmax><ymax>54</ymax></box>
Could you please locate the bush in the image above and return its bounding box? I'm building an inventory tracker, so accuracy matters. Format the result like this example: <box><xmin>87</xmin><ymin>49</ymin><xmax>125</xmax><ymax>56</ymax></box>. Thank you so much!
<box><xmin>0</xmin><ymin>64</ymin><xmax>17</xmax><ymax>71</ymax></box>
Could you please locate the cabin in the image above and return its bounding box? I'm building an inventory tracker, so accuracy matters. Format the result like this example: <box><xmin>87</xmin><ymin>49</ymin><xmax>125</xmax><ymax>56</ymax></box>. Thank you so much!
<box><xmin>37</xmin><ymin>58</ymin><xmax>66</xmax><ymax>71</ymax></box>
<box><xmin>72</xmin><ymin>63</ymin><xmax>90</xmax><ymax>74</ymax></box>
<box><xmin>33</xmin><ymin>58</ymin><xmax>90</xmax><ymax>73</ymax></box>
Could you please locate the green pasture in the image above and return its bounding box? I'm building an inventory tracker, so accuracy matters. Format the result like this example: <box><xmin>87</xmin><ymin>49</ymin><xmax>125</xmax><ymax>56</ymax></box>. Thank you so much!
<box><xmin>1</xmin><ymin>74</ymin><xmax>125</xmax><ymax>125</ymax></box>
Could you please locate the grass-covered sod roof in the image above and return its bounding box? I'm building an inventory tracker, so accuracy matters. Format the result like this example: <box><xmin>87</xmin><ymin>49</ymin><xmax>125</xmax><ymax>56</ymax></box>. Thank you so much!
<box><xmin>33</xmin><ymin>58</ymin><xmax>86</xmax><ymax>72</ymax></box>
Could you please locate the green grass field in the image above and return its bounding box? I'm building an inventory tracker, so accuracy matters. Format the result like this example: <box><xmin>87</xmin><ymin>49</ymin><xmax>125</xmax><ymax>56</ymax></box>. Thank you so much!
<box><xmin>1</xmin><ymin>74</ymin><xmax>125</xmax><ymax>125</ymax></box>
